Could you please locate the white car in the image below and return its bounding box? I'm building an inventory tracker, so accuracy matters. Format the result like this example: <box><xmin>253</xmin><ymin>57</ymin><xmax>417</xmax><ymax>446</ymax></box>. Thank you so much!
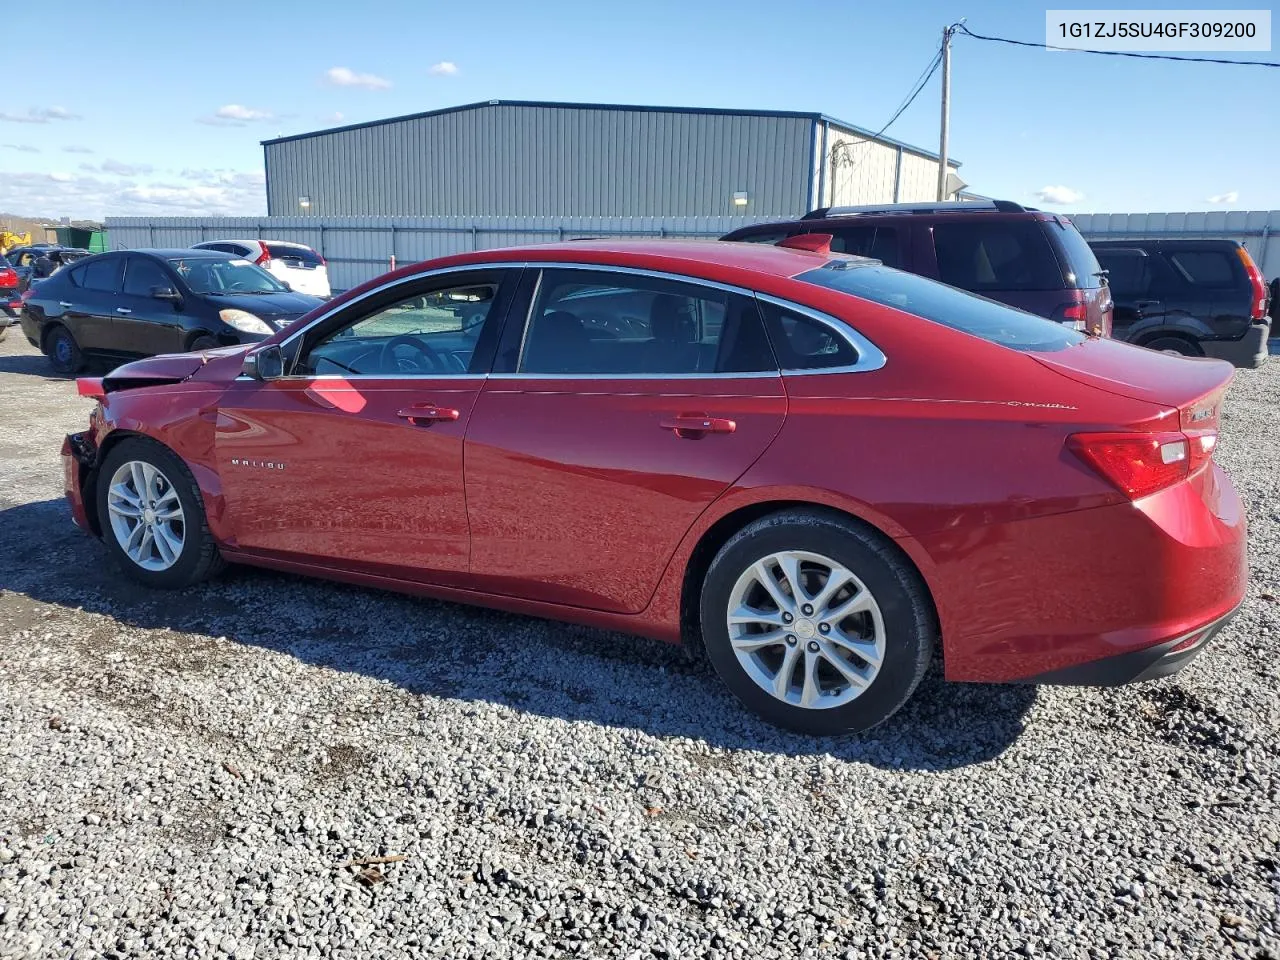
<box><xmin>191</xmin><ymin>240</ymin><xmax>330</xmax><ymax>298</ymax></box>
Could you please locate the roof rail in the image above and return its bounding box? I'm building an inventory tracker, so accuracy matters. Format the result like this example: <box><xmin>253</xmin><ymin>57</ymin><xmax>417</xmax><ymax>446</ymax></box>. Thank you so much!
<box><xmin>800</xmin><ymin>199</ymin><xmax>1029</xmax><ymax>219</ymax></box>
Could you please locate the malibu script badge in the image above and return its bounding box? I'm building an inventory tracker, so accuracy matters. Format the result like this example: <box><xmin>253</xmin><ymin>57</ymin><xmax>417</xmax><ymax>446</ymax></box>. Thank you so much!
<box><xmin>230</xmin><ymin>458</ymin><xmax>287</xmax><ymax>471</ymax></box>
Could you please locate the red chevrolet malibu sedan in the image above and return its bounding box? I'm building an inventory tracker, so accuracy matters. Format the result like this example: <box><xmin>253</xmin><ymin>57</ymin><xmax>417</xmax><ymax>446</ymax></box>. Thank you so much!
<box><xmin>61</xmin><ymin>239</ymin><xmax>1247</xmax><ymax>735</ymax></box>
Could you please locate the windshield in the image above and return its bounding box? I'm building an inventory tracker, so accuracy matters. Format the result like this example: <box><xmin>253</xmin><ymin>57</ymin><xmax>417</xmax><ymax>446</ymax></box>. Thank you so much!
<box><xmin>798</xmin><ymin>260</ymin><xmax>1086</xmax><ymax>353</ymax></box>
<box><xmin>169</xmin><ymin>257</ymin><xmax>287</xmax><ymax>295</ymax></box>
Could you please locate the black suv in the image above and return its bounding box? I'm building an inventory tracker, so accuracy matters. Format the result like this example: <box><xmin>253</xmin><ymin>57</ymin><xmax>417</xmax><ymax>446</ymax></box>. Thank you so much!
<box><xmin>721</xmin><ymin>200</ymin><xmax>1113</xmax><ymax>337</ymax></box>
<box><xmin>1089</xmin><ymin>239</ymin><xmax>1270</xmax><ymax>368</ymax></box>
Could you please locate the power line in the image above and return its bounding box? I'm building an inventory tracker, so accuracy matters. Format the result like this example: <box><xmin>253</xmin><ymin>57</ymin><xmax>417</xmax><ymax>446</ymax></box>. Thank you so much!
<box><xmin>956</xmin><ymin>24</ymin><xmax>1280</xmax><ymax>67</ymax></box>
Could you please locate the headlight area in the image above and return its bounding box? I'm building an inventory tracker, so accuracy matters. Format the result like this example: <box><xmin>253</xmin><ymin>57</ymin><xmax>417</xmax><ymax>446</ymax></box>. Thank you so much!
<box><xmin>219</xmin><ymin>309</ymin><xmax>274</xmax><ymax>335</ymax></box>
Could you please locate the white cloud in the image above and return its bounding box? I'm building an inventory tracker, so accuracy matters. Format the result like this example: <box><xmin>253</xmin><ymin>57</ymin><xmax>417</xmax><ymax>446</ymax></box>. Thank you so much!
<box><xmin>62</xmin><ymin>145</ymin><xmax>93</xmax><ymax>154</ymax></box>
<box><xmin>428</xmin><ymin>61</ymin><xmax>459</xmax><ymax>76</ymax></box>
<box><xmin>0</xmin><ymin>168</ymin><xmax>266</xmax><ymax>218</ymax></box>
<box><xmin>1033</xmin><ymin>185</ymin><xmax>1084</xmax><ymax>206</ymax></box>
<box><xmin>0</xmin><ymin>106</ymin><xmax>80</xmax><ymax>123</ymax></box>
<box><xmin>3</xmin><ymin>143</ymin><xmax>40</xmax><ymax>153</ymax></box>
<box><xmin>79</xmin><ymin>159</ymin><xmax>155</xmax><ymax>176</ymax></box>
<box><xmin>326</xmin><ymin>111</ymin><xmax>345</xmax><ymax>123</ymax></box>
<box><xmin>324</xmin><ymin>66</ymin><xmax>392</xmax><ymax>90</ymax></box>
<box><xmin>216</xmin><ymin>104</ymin><xmax>275</xmax><ymax>122</ymax></box>
<box><xmin>1206</xmin><ymin>191</ymin><xmax>1239</xmax><ymax>205</ymax></box>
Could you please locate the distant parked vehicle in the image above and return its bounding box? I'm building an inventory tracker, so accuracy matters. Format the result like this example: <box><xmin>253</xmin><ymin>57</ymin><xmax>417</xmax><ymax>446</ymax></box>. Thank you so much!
<box><xmin>1091</xmin><ymin>239</ymin><xmax>1271</xmax><ymax>368</ymax></box>
<box><xmin>721</xmin><ymin>200</ymin><xmax>1114</xmax><ymax>337</ymax></box>
<box><xmin>6</xmin><ymin>245</ymin><xmax>91</xmax><ymax>291</ymax></box>
<box><xmin>191</xmin><ymin>239</ymin><xmax>331</xmax><ymax>298</ymax></box>
<box><xmin>0</xmin><ymin>255</ymin><xmax>19</xmax><ymax>336</ymax></box>
<box><xmin>19</xmin><ymin>249</ymin><xmax>325</xmax><ymax>374</ymax></box>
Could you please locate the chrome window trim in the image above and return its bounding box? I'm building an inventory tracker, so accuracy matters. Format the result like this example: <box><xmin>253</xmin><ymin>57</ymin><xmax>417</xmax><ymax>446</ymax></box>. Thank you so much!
<box><xmin>259</xmin><ymin>259</ymin><xmax>887</xmax><ymax>383</ymax></box>
<box><xmin>756</xmin><ymin>293</ymin><xmax>887</xmax><ymax>375</ymax></box>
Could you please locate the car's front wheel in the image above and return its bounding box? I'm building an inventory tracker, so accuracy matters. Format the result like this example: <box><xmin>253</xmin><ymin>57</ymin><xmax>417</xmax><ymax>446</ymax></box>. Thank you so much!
<box><xmin>699</xmin><ymin>510</ymin><xmax>936</xmax><ymax>735</ymax></box>
<box><xmin>96</xmin><ymin>438</ymin><xmax>224</xmax><ymax>588</ymax></box>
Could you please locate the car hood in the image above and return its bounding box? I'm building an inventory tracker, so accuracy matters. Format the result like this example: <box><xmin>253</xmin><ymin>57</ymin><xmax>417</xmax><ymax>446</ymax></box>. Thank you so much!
<box><xmin>102</xmin><ymin>344</ymin><xmax>252</xmax><ymax>392</ymax></box>
<box><xmin>204</xmin><ymin>291</ymin><xmax>325</xmax><ymax>323</ymax></box>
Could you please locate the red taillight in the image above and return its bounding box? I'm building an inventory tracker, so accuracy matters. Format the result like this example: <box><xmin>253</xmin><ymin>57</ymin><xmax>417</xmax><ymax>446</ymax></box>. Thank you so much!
<box><xmin>1236</xmin><ymin>246</ymin><xmax>1267</xmax><ymax>320</ymax></box>
<box><xmin>254</xmin><ymin>245</ymin><xmax>272</xmax><ymax>268</ymax></box>
<box><xmin>1068</xmin><ymin>429</ymin><xmax>1216</xmax><ymax>499</ymax></box>
<box><xmin>0</xmin><ymin>268</ymin><xmax>17</xmax><ymax>286</ymax></box>
<box><xmin>1052</xmin><ymin>292</ymin><xmax>1089</xmax><ymax>332</ymax></box>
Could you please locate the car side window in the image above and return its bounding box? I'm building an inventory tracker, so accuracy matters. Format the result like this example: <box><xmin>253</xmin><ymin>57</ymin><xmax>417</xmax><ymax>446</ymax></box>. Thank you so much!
<box><xmin>756</xmin><ymin>300</ymin><xmax>859</xmax><ymax>370</ymax></box>
<box><xmin>79</xmin><ymin>257</ymin><xmax>124</xmax><ymax>294</ymax></box>
<box><xmin>932</xmin><ymin>222</ymin><xmax>1062</xmax><ymax>292</ymax></box>
<box><xmin>518</xmin><ymin>270</ymin><xmax>774</xmax><ymax>376</ymax></box>
<box><xmin>1095</xmin><ymin>251</ymin><xmax>1148</xmax><ymax>297</ymax></box>
<box><xmin>298</xmin><ymin>279</ymin><xmax>502</xmax><ymax>376</ymax></box>
<box><xmin>830</xmin><ymin>226</ymin><xmax>900</xmax><ymax>267</ymax></box>
<box><xmin>122</xmin><ymin>258</ymin><xmax>171</xmax><ymax>297</ymax></box>
<box><xmin>1166</xmin><ymin>250</ymin><xmax>1237</xmax><ymax>289</ymax></box>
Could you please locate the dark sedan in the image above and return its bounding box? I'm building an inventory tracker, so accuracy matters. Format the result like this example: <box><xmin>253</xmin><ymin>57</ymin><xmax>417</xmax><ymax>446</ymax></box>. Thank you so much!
<box><xmin>19</xmin><ymin>249</ymin><xmax>326</xmax><ymax>374</ymax></box>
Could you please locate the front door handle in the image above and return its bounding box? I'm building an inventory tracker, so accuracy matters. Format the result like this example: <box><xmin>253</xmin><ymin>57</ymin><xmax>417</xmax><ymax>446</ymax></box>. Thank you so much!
<box><xmin>59</xmin><ymin>301</ymin><xmax>72</xmax><ymax>308</ymax></box>
<box><xmin>116</xmin><ymin>307</ymin><xmax>132</xmax><ymax>315</ymax></box>
<box><xmin>660</xmin><ymin>414</ymin><xmax>737</xmax><ymax>438</ymax></box>
<box><xmin>397</xmin><ymin>404</ymin><xmax>461</xmax><ymax>425</ymax></box>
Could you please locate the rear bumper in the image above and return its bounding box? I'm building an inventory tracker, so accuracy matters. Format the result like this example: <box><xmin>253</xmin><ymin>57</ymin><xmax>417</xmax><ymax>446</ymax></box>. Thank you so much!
<box><xmin>929</xmin><ymin>463</ymin><xmax>1248</xmax><ymax>684</ymax></box>
<box><xmin>62</xmin><ymin>432</ymin><xmax>96</xmax><ymax>533</ymax></box>
<box><xmin>1202</xmin><ymin>323</ymin><xmax>1270</xmax><ymax>368</ymax></box>
<box><xmin>1025</xmin><ymin>606</ymin><xmax>1237</xmax><ymax>685</ymax></box>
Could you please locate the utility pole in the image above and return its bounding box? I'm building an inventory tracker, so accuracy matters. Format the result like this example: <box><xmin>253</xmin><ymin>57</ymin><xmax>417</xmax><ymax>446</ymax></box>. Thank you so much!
<box><xmin>936</xmin><ymin>24</ymin><xmax>953</xmax><ymax>202</ymax></box>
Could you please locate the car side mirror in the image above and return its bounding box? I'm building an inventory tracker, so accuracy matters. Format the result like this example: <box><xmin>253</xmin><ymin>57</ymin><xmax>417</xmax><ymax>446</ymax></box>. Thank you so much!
<box><xmin>243</xmin><ymin>344</ymin><xmax>285</xmax><ymax>380</ymax></box>
<box><xmin>151</xmin><ymin>286</ymin><xmax>182</xmax><ymax>302</ymax></box>
<box><xmin>281</xmin><ymin>280</ymin><xmax>293</xmax><ymax>292</ymax></box>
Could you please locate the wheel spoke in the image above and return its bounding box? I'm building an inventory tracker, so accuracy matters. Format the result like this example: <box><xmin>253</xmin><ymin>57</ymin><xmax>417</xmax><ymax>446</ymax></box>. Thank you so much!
<box><xmin>123</xmin><ymin>520</ymin><xmax>146</xmax><ymax>558</ymax></box>
<box><xmin>811</xmin><ymin>568</ymin><xmax>855</xmax><ymax>615</ymax></box>
<box><xmin>155</xmin><ymin>524</ymin><xmax>181</xmax><ymax>565</ymax></box>
<box><xmin>825</xmin><ymin>590</ymin><xmax>875</xmax><ymax>623</ymax></box>
<box><xmin>752</xmin><ymin>560</ymin><xmax>793</xmax><ymax>613</ymax></box>
<box><xmin>129</xmin><ymin>461</ymin><xmax>148</xmax><ymax>499</ymax></box>
<box><xmin>728</xmin><ymin>605</ymin><xmax>787</xmax><ymax>629</ymax></box>
<box><xmin>107</xmin><ymin>485</ymin><xmax>142</xmax><ymax>517</ymax></box>
<box><xmin>828</xmin><ymin>628</ymin><xmax>883</xmax><ymax>668</ymax></box>
<box><xmin>817</xmin><ymin>641</ymin><xmax>872</xmax><ymax>689</ymax></box>
<box><xmin>799</xmin><ymin>651</ymin><xmax>822</xmax><ymax>708</ymax></box>
<box><xmin>729</xmin><ymin>629</ymin><xmax>787</xmax><ymax>652</ymax></box>
<box><xmin>772</xmin><ymin>643</ymin><xmax>801</xmax><ymax>699</ymax></box>
<box><xmin>153</xmin><ymin>503</ymin><xmax>183</xmax><ymax>522</ymax></box>
<box><xmin>155</xmin><ymin>486</ymin><xmax>179</xmax><ymax>508</ymax></box>
<box><xmin>776</xmin><ymin>553</ymin><xmax>807</xmax><ymax>604</ymax></box>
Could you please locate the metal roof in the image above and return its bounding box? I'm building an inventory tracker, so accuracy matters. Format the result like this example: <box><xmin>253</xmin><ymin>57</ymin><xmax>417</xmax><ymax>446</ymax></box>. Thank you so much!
<box><xmin>260</xmin><ymin>99</ymin><xmax>958</xmax><ymax>166</ymax></box>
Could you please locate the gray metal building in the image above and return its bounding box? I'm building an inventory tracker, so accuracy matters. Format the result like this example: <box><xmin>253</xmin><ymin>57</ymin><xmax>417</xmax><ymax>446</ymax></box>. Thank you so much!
<box><xmin>262</xmin><ymin>99</ymin><xmax>960</xmax><ymax>219</ymax></box>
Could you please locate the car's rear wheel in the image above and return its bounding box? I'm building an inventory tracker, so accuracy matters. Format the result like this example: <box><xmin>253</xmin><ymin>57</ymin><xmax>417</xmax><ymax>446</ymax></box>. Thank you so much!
<box><xmin>96</xmin><ymin>438</ymin><xmax>224</xmax><ymax>588</ymax></box>
<box><xmin>1141</xmin><ymin>334</ymin><xmax>1203</xmax><ymax>357</ymax></box>
<box><xmin>699</xmin><ymin>510</ymin><xmax>936</xmax><ymax>735</ymax></box>
<box><xmin>188</xmin><ymin>334</ymin><xmax>219</xmax><ymax>352</ymax></box>
<box><xmin>44</xmin><ymin>324</ymin><xmax>85</xmax><ymax>375</ymax></box>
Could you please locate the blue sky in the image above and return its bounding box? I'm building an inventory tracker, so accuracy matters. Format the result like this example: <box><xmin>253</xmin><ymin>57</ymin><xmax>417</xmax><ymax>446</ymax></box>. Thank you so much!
<box><xmin>2</xmin><ymin>0</ymin><xmax>1274</xmax><ymax>219</ymax></box>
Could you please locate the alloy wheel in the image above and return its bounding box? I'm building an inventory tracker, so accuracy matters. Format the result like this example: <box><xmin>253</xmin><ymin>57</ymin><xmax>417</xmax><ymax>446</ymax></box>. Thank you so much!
<box><xmin>106</xmin><ymin>460</ymin><xmax>186</xmax><ymax>571</ymax></box>
<box><xmin>726</xmin><ymin>550</ymin><xmax>885</xmax><ymax>710</ymax></box>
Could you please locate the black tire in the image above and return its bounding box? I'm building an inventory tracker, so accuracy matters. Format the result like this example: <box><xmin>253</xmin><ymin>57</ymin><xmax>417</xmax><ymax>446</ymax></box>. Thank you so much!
<box><xmin>699</xmin><ymin>509</ymin><xmax>936</xmax><ymax>736</ymax></box>
<box><xmin>44</xmin><ymin>324</ymin><xmax>85</xmax><ymax>375</ymax></box>
<box><xmin>96</xmin><ymin>436</ymin><xmax>225</xmax><ymax>589</ymax></box>
<box><xmin>1140</xmin><ymin>334</ymin><xmax>1203</xmax><ymax>357</ymax></box>
<box><xmin>188</xmin><ymin>335</ymin><xmax>220</xmax><ymax>352</ymax></box>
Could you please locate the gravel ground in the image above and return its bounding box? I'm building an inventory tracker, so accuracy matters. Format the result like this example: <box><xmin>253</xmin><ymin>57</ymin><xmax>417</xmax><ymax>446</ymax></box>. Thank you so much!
<box><xmin>0</xmin><ymin>330</ymin><xmax>1278</xmax><ymax>960</ymax></box>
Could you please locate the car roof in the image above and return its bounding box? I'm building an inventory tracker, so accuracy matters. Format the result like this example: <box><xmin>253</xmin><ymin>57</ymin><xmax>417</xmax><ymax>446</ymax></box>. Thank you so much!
<box><xmin>436</xmin><ymin>238</ymin><xmax>850</xmax><ymax>284</ymax></box>
<box><xmin>1090</xmin><ymin>238</ymin><xmax>1243</xmax><ymax>249</ymax></box>
<box><xmin>129</xmin><ymin>248</ymin><xmax>237</xmax><ymax>259</ymax></box>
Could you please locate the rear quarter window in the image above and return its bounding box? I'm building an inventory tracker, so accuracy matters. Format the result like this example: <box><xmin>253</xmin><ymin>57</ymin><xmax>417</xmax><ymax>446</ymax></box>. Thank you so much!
<box><xmin>1049</xmin><ymin>220</ymin><xmax>1104</xmax><ymax>289</ymax></box>
<box><xmin>932</xmin><ymin>221</ymin><xmax>1064</xmax><ymax>292</ymax></box>
<box><xmin>266</xmin><ymin>243</ymin><xmax>323</xmax><ymax>266</ymax></box>
<box><xmin>1166</xmin><ymin>249</ymin><xmax>1240</xmax><ymax>289</ymax></box>
<box><xmin>799</xmin><ymin>260</ymin><xmax>1084</xmax><ymax>353</ymax></box>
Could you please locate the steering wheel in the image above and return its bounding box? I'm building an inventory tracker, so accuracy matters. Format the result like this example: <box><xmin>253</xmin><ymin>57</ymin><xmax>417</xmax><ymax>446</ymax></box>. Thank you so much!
<box><xmin>227</xmin><ymin>280</ymin><xmax>251</xmax><ymax>291</ymax></box>
<box><xmin>378</xmin><ymin>334</ymin><xmax>446</xmax><ymax>373</ymax></box>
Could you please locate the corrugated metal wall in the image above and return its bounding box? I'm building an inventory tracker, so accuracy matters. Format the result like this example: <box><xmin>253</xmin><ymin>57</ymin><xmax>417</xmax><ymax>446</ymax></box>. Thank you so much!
<box><xmin>825</xmin><ymin>131</ymin><xmax>899</xmax><ymax>207</ymax></box>
<box><xmin>264</xmin><ymin>104</ymin><xmax>814</xmax><ymax>219</ymax></box>
<box><xmin>103</xmin><ymin>215</ymin><xmax>763</xmax><ymax>291</ymax></box>
<box><xmin>1072</xmin><ymin>210</ymin><xmax>1280</xmax><ymax>277</ymax></box>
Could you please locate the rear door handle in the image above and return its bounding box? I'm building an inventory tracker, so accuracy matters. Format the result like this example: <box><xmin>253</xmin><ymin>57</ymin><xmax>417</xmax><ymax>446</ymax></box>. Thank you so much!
<box><xmin>59</xmin><ymin>301</ymin><xmax>72</xmax><ymax>308</ymax></box>
<box><xmin>660</xmin><ymin>414</ymin><xmax>737</xmax><ymax>438</ymax></box>
<box><xmin>115</xmin><ymin>307</ymin><xmax>132</xmax><ymax>315</ymax></box>
<box><xmin>397</xmin><ymin>404</ymin><xmax>461</xmax><ymax>425</ymax></box>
